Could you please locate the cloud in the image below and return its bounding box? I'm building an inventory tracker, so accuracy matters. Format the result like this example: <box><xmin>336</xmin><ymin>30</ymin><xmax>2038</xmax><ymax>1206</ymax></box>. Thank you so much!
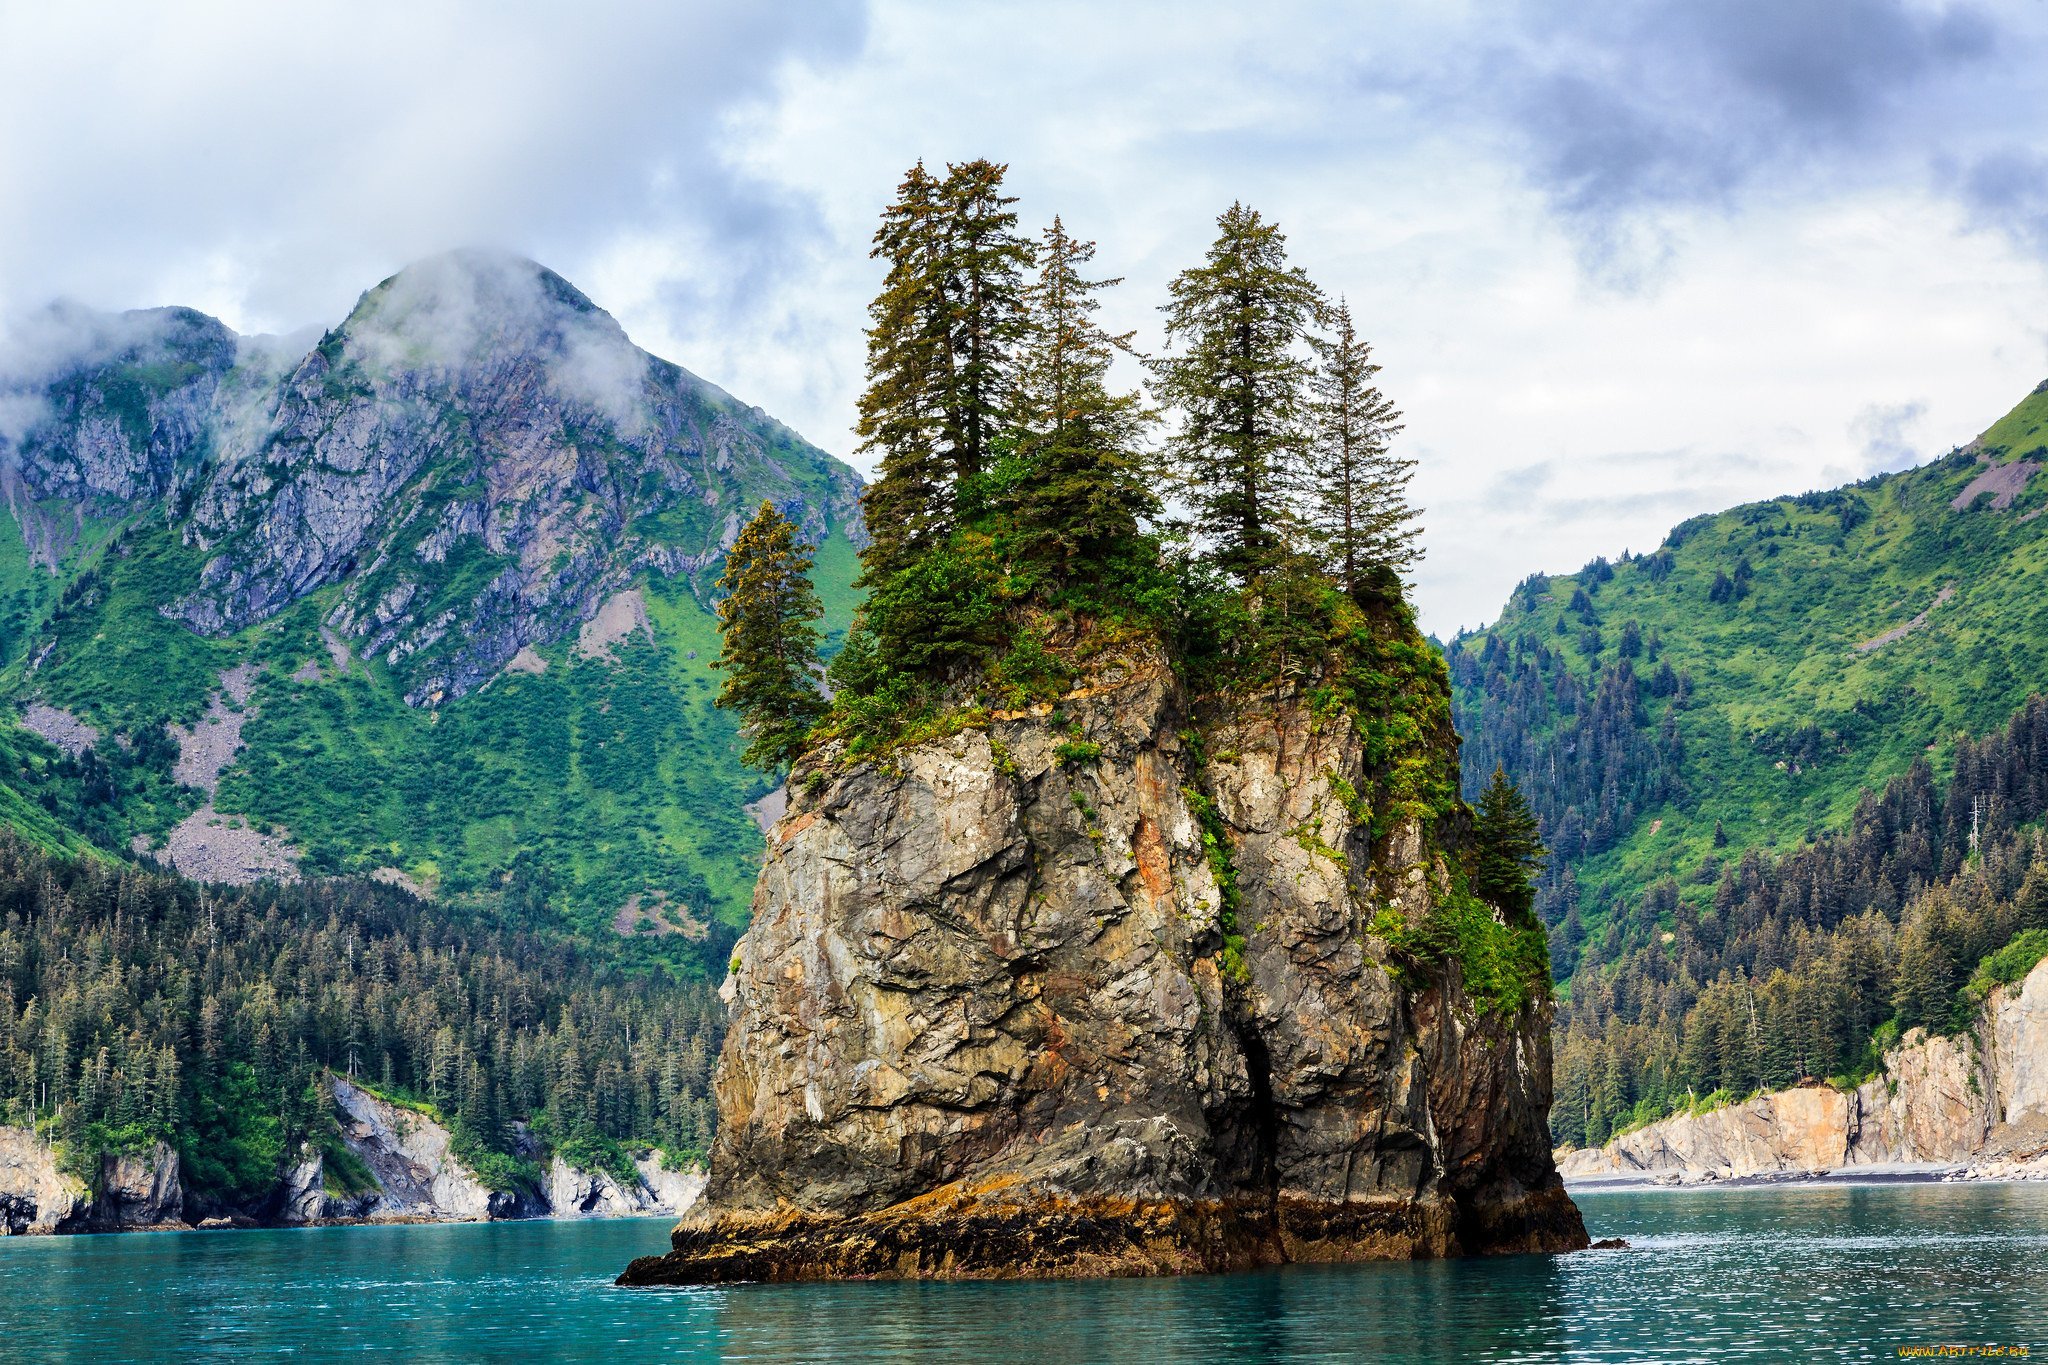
<box><xmin>6</xmin><ymin>0</ymin><xmax>2048</xmax><ymax>639</ymax></box>
<box><xmin>0</xmin><ymin>2</ymin><xmax>867</xmax><ymax>338</ymax></box>
<box><xmin>1958</xmin><ymin>148</ymin><xmax>2048</xmax><ymax>258</ymax></box>
<box><xmin>0</xmin><ymin>301</ymin><xmax>197</xmax><ymax>444</ymax></box>
<box><xmin>1469</xmin><ymin>0</ymin><xmax>2006</xmax><ymax>277</ymax></box>
<box><xmin>1850</xmin><ymin>400</ymin><xmax>1930</xmax><ymax>475</ymax></box>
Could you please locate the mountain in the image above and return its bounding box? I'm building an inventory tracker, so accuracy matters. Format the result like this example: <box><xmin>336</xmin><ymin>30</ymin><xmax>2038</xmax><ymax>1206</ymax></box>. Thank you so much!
<box><xmin>0</xmin><ymin>251</ymin><xmax>863</xmax><ymax>952</ymax></box>
<box><xmin>1448</xmin><ymin>376</ymin><xmax>2048</xmax><ymax>942</ymax></box>
<box><xmin>1448</xmin><ymin>376</ymin><xmax>2048</xmax><ymax>1152</ymax></box>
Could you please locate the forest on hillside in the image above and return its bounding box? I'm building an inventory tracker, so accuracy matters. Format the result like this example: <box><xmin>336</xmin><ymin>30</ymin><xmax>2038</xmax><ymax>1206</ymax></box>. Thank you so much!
<box><xmin>0</xmin><ymin>839</ymin><xmax>720</xmax><ymax>1207</ymax></box>
<box><xmin>1549</xmin><ymin>692</ymin><xmax>2048</xmax><ymax>1148</ymax></box>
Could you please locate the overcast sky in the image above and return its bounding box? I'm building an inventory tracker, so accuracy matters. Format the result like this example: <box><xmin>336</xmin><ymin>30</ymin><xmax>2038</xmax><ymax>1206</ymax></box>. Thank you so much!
<box><xmin>5</xmin><ymin>0</ymin><xmax>2048</xmax><ymax>634</ymax></box>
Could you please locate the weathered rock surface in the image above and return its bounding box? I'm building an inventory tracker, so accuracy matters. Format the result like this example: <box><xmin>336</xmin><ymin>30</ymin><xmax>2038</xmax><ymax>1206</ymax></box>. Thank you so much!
<box><xmin>622</xmin><ymin>654</ymin><xmax>1583</xmax><ymax>1284</ymax></box>
<box><xmin>1558</xmin><ymin>956</ymin><xmax>2048</xmax><ymax>1185</ymax></box>
<box><xmin>0</xmin><ymin>1129</ymin><xmax>183</xmax><ymax>1234</ymax></box>
<box><xmin>544</xmin><ymin>1155</ymin><xmax>707</xmax><ymax>1219</ymax></box>
<box><xmin>0</xmin><ymin>1127</ymin><xmax>89</xmax><ymax>1234</ymax></box>
<box><xmin>2</xmin><ymin>1076</ymin><xmax>703</xmax><ymax>1235</ymax></box>
<box><xmin>325</xmin><ymin>1078</ymin><xmax>519</xmax><ymax>1222</ymax></box>
<box><xmin>95</xmin><ymin>1143</ymin><xmax>184</xmax><ymax>1228</ymax></box>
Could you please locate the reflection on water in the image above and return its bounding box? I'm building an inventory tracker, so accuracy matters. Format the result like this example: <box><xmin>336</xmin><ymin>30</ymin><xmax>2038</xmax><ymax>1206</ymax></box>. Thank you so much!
<box><xmin>0</xmin><ymin>1184</ymin><xmax>2042</xmax><ymax>1361</ymax></box>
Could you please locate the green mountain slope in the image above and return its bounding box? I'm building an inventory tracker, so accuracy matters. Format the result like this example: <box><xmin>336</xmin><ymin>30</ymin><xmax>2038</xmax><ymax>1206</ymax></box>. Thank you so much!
<box><xmin>0</xmin><ymin>253</ymin><xmax>862</xmax><ymax>958</ymax></box>
<box><xmin>1449</xmin><ymin>378</ymin><xmax>2048</xmax><ymax>931</ymax></box>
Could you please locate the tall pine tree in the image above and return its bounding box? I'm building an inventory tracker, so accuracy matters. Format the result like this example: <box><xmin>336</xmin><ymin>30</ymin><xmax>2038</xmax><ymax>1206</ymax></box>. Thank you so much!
<box><xmin>853</xmin><ymin>159</ymin><xmax>1034</xmax><ymax>583</ymax></box>
<box><xmin>1473</xmin><ymin>765</ymin><xmax>1545</xmax><ymax>921</ymax></box>
<box><xmin>712</xmin><ymin>502</ymin><xmax>827</xmax><ymax>771</ymax></box>
<box><xmin>936</xmin><ymin>159</ymin><xmax>1034</xmax><ymax>491</ymax></box>
<box><xmin>1009</xmin><ymin>217</ymin><xmax>1156</xmax><ymax>577</ymax></box>
<box><xmin>1151</xmin><ymin>203</ymin><xmax>1323</xmax><ymax>581</ymax></box>
<box><xmin>1306</xmin><ymin>298</ymin><xmax>1414</xmax><ymax>597</ymax></box>
<box><xmin>855</xmin><ymin>162</ymin><xmax>951</xmax><ymax>581</ymax></box>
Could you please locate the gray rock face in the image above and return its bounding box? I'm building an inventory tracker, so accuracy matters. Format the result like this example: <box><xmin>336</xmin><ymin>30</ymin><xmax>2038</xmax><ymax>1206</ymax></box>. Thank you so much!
<box><xmin>2</xmin><ymin>250</ymin><xmax>861</xmax><ymax>707</ymax></box>
<box><xmin>3</xmin><ymin>302</ymin><xmax>239</xmax><ymax>508</ymax></box>
<box><xmin>625</xmin><ymin>649</ymin><xmax>1583</xmax><ymax>1283</ymax></box>
<box><xmin>93</xmin><ymin>1143</ymin><xmax>183</xmax><ymax>1228</ymax></box>
<box><xmin>1559</xmin><ymin>955</ymin><xmax>2048</xmax><ymax>1185</ymax></box>
<box><xmin>327</xmin><ymin>1078</ymin><xmax>525</xmax><ymax>1222</ymax></box>
<box><xmin>0</xmin><ymin>1129</ymin><xmax>182</xmax><ymax>1234</ymax></box>
<box><xmin>0</xmin><ymin>1127</ymin><xmax>89</xmax><ymax>1234</ymax></box>
<box><xmin>543</xmin><ymin>1155</ymin><xmax>706</xmax><ymax>1219</ymax></box>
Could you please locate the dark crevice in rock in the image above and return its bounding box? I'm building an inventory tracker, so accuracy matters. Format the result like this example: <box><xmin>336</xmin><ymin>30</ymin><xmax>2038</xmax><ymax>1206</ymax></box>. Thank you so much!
<box><xmin>1227</xmin><ymin>1006</ymin><xmax>1283</xmax><ymax>1211</ymax></box>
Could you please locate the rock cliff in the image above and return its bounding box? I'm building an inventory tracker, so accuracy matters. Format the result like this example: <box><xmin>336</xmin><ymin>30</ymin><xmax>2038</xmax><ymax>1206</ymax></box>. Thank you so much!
<box><xmin>0</xmin><ymin>1130</ymin><xmax>182</xmax><ymax>1234</ymax></box>
<box><xmin>1557</xmin><ymin>955</ymin><xmax>2048</xmax><ymax>1184</ymax></box>
<box><xmin>0</xmin><ymin>1075</ymin><xmax>704</xmax><ymax>1235</ymax></box>
<box><xmin>621</xmin><ymin>647</ymin><xmax>1585</xmax><ymax>1284</ymax></box>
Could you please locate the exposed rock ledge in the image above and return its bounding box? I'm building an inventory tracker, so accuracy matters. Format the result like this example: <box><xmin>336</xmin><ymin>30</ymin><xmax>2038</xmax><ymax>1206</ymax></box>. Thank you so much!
<box><xmin>1558</xmin><ymin>956</ymin><xmax>2048</xmax><ymax>1186</ymax></box>
<box><xmin>0</xmin><ymin>1128</ymin><xmax>182</xmax><ymax>1234</ymax></box>
<box><xmin>2</xmin><ymin>1075</ymin><xmax>702</xmax><ymax>1235</ymax></box>
<box><xmin>622</xmin><ymin>648</ymin><xmax>1584</xmax><ymax>1285</ymax></box>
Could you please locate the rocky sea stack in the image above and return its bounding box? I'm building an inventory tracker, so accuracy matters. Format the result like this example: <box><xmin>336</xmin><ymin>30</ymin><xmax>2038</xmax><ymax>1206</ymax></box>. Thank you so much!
<box><xmin>622</xmin><ymin>170</ymin><xmax>1586</xmax><ymax>1283</ymax></box>
<box><xmin>620</xmin><ymin>628</ymin><xmax>1587</xmax><ymax>1283</ymax></box>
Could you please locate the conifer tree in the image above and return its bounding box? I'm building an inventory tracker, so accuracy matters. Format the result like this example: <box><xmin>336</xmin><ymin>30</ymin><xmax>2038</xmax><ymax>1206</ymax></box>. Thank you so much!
<box><xmin>936</xmin><ymin>159</ymin><xmax>1034</xmax><ymax>489</ymax></box>
<box><xmin>1305</xmin><ymin>298</ymin><xmax>1414</xmax><ymax>596</ymax></box>
<box><xmin>1473</xmin><ymin>765</ymin><xmax>1545</xmax><ymax>920</ymax></box>
<box><xmin>853</xmin><ymin>160</ymin><xmax>1034</xmax><ymax>581</ymax></box>
<box><xmin>855</xmin><ymin>162</ymin><xmax>951</xmax><ymax>580</ymax></box>
<box><xmin>1151</xmin><ymin>203</ymin><xmax>1324</xmax><ymax>581</ymax></box>
<box><xmin>712</xmin><ymin>502</ymin><xmax>826</xmax><ymax>771</ymax></box>
<box><xmin>1009</xmin><ymin>217</ymin><xmax>1156</xmax><ymax>576</ymax></box>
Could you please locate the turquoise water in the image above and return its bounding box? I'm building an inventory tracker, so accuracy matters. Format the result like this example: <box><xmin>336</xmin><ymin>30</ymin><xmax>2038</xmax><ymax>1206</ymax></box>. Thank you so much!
<box><xmin>1</xmin><ymin>1185</ymin><xmax>2044</xmax><ymax>1361</ymax></box>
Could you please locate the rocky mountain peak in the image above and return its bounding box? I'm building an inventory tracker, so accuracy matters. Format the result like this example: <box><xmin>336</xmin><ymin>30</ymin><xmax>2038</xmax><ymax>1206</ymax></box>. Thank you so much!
<box><xmin>1</xmin><ymin>301</ymin><xmax>239</xmax><ymax>510</ymax></box>
<box><xmin>327</xmin><ymin>251</ymin><xmax>644</xmax><ymax>420</ymax></box>
<box><xmin>0</xmin><ymin>254</ymin><xmax>861</xmax><ymax>708</ymax></box>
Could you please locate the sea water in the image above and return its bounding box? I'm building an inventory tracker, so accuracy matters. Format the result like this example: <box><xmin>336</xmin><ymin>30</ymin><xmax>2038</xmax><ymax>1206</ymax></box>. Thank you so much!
<box><xmin>1</xmin><ymin>1184</ymin><xmax>2042</xmax><ymax>1361</ymax></box>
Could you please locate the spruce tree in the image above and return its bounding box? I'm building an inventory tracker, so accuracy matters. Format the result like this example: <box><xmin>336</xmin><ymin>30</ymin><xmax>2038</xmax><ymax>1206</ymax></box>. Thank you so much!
<box><xmin>936</xmin><ymin>159</ymin><xmax>1034</xmax><ymax>490</ymax></box>
<box><xmin>855</xmin><ymin>162</ymin><xmax>951</xmax><ymax>580</ymax></box>
<box><xmin>1306</xmin><ymin>298</ymin><xmax>1414</xmax><ymax>597</ymax></box>
<box><xmin>1151</xmin><ymin>203</ymin><xmax>1324</xmax><ymax>581</ymax></box>
<box><xmin>712</xmin><ymin>502</ymin><xmax>827</xmax><ymax>771</ymax></box>
<box><xmin>1009</xmin><ymin>217</ymin><xmax>1156</xmax><ymax>576</ymax></box>
<box><xmin>853</xmin><ymin>159</ymin><xmax>1034</xmax><ymax>581</ymax></box>
<box><xmin>1473</xmin><ymin>765</ymin><xmax>1545</xmax><ymax>920</ymax></box>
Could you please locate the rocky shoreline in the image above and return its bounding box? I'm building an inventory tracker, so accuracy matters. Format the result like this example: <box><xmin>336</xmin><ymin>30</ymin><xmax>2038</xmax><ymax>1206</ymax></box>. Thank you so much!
<box><xmin>1557</xmin><ymin>957</ymin><xmax>2048</xmax><ymax>1189</ymax></box>
<box><xmin>2</xmin><ymin>1076</ymin><xmax>702</xmax><ymax>1237</ymax></box>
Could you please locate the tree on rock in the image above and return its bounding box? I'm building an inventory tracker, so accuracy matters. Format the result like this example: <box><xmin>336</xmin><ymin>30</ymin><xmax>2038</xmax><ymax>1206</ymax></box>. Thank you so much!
<box><xmin>1306</xmin><ymin>297</ymin><xmax>1414</xmax><ymax>598</ymax></box>
<box><xmin>1009</xmin><ymin>216</ymin><xmax>1156</xmax><ymax>579</ymax></box>
<box><xmin>1152</xmin><ymin>202</ymin><xmax>1323</xmax><ymax>582</ymax></box>
<box><xmin>855</xmin><ymin>162</ymin><xmax>952</xmax><ymax>580</ymax></box>
<box><xmin>713</xmin><ymin>502</ymin><xmax>827</xmax><ymax>771</ymax></box>
<box><xmin>1473</xmin><ymin>765</ymin><xmax>1545</xmax><ymax>920</ymax></box>
<box><xmin>936</xmin><ymin>158</ymin><xmax>1034</xmax><ymax>493</ymax></box>
<box><xmin>854</xmin><ymin>159</ymin><xmax>1034</xmax><ymax>581</ymax></box>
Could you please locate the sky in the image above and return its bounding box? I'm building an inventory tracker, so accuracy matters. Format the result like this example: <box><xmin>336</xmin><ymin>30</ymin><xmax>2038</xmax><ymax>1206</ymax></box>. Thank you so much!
<box><xmin>5</xmin><ymin>0</ymin><xmax>2048</xmax><ymax>635</ymax></box>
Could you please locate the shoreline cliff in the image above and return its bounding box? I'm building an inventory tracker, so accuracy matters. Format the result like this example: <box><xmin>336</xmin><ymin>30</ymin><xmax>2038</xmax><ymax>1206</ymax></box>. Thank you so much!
<box><xmin>621</xmin><ymin>642</ymin><xmax>1586</xmax><ymax>1284</ymax></box>
<box><xmin>1557</xmin><ymin>956</ymin><xmax>2048</xmax><ymax>1187</ymax></box>
<box><xmin>1</xmin><ymin>1075</ymin><xmax>703</xmax><ymax>1236</ymax></box>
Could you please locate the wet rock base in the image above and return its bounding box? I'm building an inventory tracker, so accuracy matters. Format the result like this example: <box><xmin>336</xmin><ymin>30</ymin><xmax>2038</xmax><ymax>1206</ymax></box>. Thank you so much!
<box><xmin>618</xmin><ymin>1182</ymin><xmax>1586</xmax><ymax>1284</ymax></box>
